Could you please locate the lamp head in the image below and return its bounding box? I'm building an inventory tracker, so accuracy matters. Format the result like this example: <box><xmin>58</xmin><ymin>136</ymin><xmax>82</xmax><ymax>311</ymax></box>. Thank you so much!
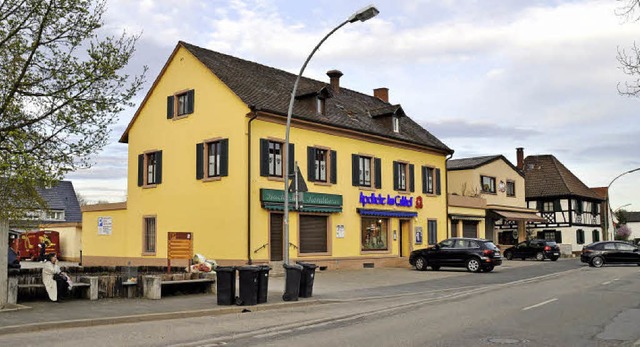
<box><xmin>348</xmin><ymin>5</ymin><xmax>380</xmax><ymax>23</ymax></box>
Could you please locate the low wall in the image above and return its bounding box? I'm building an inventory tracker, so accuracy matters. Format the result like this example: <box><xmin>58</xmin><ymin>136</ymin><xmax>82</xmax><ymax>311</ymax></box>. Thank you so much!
<box><xmin>10</xmin><ymin>266</ymin><xmax>215</xmax><ymax>300</ymax></box>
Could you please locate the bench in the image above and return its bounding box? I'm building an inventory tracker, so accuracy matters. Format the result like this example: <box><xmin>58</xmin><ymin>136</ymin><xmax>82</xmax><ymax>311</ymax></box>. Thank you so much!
<box><xmin>8</xmin><ymin>276</ymin><xmax>99</xmax><ymax>304</ymax></box>
<box><xmin>143</xmin><ymin>275</ymin><xmax>216</xmax><ymax>300</ymax></box>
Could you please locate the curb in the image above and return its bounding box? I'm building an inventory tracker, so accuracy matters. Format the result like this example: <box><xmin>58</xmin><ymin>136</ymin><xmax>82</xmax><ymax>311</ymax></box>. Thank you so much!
<box><xmin>0</xmin><ymin>299</ymin><xmax>324</xmax><ymax>336</ymax></box>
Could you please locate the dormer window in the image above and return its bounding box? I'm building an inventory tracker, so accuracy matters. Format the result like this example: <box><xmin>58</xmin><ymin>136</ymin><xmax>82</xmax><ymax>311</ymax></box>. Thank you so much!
<box><xmin>393</xmin><ymin>116</ymin><xmax>399</xmax><ymax>133</ymax></box>
<box><xmin>316</xmin><ymin>96</ymin><xmax>325</xmax><ymax>115</ymax></box>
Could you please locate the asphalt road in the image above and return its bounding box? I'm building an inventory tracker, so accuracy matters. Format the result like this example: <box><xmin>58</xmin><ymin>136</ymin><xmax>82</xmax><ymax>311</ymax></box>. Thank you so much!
<box><xmin>2</xmin><ymin>259</ymin><xmax>639</xmax><ymax>346</ymax></box>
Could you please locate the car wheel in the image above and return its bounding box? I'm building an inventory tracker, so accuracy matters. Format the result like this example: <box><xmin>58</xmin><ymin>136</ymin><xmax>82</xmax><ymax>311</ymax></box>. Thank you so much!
<box><xmin>466</xmin><ymin>258</ymin><xmax>481</xmax><ymax>273</ymax></box>
<box><xmin>591</xmin><ymin>256</ymin><xmax>604</xmax><ymax>268</ymax></box>
<box><xmin>535</xmin><ymin>252</ymin><xmax>545</xmax><ymax>261</ymax></box>
<box><xmin>505</xmin><ymin>251</ymin><xmax>513</xmax><ymax>260</ymax></box>
<box><xmin>431</xmin><ymin>265</ymin><xmax>440</xmax><ymax>271</ymax></box>
<box><xmin>483</xmin><ymin>265</ymin><xmax>495</xmax><ymax>273</ymax></box>
<box><xmin>415</xmin><ymin>256</ymin><xmax>428</xmax><ymax>271</ymax></box>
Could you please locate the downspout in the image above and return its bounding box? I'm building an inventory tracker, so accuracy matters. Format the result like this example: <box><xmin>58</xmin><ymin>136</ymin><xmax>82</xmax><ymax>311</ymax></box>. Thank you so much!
<box><xmin>445</xmin><ymin>153</ymin><xmax>453</xmax><ymax>239</ymax></box>
<box><xmin>247</xmin><ymin>108</ymin><xmax>258</xmax><ymax>265</ymax></box>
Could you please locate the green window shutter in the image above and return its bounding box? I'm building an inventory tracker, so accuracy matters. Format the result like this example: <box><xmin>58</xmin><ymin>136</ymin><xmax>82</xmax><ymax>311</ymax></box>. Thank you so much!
<box><xmin>330</xmin><ymin>150</ymin><xmax>337</xmax><ymax>184</ymax></box>
<box><xmin>393</xmin><ymin>161</ymin><xmax>399</xmax><ymax>191</ymax></box>
<box><xmin>351</xmin><ymin>154</ymin><xmax>359</xmax><ymax>186</ymax></box>
<box><xmin>553</xmin><ymin>200</ymin><xmax>561</xmax><ymax>212</ymax></box>
<box><xmin>260</xmin><ymin>139</ymin><xmax>268</xmax><ymax>177</ymax></box>
<box><xmin>555</xmin><ymin>231</ymin><xmax>562</xmax><ymax>243</ymax></box>
<box><xmin>288</xmin><ymin>143</ymin><xmax>295</xmax><ymax>177</ymax></box>
<box><xmin>421</xmin><ymin>166</ymin><xmax>427</xmax><ymax>194</ymax></box>
<box><xmin>576</xmin><ymin>200</ymin><xmax>583</xmax><ymax>214</ymax></box>
<box><xmin>374</xmin><ymin>158</ymin><xmax>382</xmax><ymax>189</ymax></box>
<box><xmin>307</xmin><ymin>147</ymin><xmax>315</xmax><ymax>182</ymax></box>
<box><xmin>155</xmin><ymin>151</ymin><xmax>162</xmax><ymax>184</ymax></box>
<box><xmin>536</xmin><ymin>201</ymin><xmax>542</xmax><ymax>211</ymax></box>
<box><xmin>137</xmin><ymin>154</ymin><xmax>144</xmax><ymax>186</ymax></box>
<box><xmin>219</xmin><ymin>139</ymin><xmax>228</xmax><ymax>177</ymax></box>
<box><xmin>186</xmin><ymin>89</ymin><xmax>195</xmax><ymax>114</ymax></box>
<box><xmin>196</xmin><ymin>143</ymin><xmax>204</xmax><ymax>180</ymax></box>
<box><xmin>409</xmin><ymin>164</ymin><xmax>415</xmax><ymax>192</ymax></box>
<box><xmin>167</xmin><ymin>96</ymin><xmax>174</xmax><ymax>119</ymax></box>
<box><xmin>591</xmin><ymin>202</ymin><xmax>598</xmax><ymax>215</ymax></box>
<box><xmin>435</xmin><ymin>168</ymin><xmax>441</xmax><ymax>195</ymax></box>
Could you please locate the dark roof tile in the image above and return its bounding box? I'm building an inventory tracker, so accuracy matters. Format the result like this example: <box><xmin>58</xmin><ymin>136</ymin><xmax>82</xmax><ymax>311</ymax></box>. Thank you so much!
<box><xmin>523</xmin><ymin>155</ymin><xmax>602</xmax><ymax>200</ymax></box>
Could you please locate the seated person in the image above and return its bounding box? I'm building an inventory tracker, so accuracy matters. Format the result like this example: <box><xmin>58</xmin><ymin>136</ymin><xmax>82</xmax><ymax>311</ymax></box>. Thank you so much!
<box><xmin>42</xmin><ymin>254</ymin><xmax>72</xmax><ymax>302</ymax></box>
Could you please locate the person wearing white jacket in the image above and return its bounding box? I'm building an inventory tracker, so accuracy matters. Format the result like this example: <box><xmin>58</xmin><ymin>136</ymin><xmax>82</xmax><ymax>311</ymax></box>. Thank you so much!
<box><xmin>42</xmin><ymin>254</ymin><xmax>70</xmax><ymax>302</ymax></box>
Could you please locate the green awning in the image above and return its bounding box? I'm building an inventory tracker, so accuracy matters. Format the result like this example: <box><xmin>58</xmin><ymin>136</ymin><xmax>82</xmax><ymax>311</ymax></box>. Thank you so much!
<box><xmin>262</xmin><ymin>203</ymin><xmax>341</xmax><ymax>213</ymax></box>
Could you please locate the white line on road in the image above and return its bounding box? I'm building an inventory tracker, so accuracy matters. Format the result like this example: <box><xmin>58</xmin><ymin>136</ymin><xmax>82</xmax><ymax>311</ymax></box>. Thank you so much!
<box><xmin>603</xmin><ymin>281</ymin><xmax>612</xmax><ymax>285</ymax></box>
<box><xmin>522</xmin><ymin>298</ymin><xmax>558</xmax><ymax>311</ymax></box>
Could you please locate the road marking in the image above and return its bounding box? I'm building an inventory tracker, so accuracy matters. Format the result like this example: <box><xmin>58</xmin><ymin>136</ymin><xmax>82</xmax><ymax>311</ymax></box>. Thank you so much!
<box><xmin>522</xmin><ymin>298</ymin><xmax>558</xmax><ymax>311</ymax></box>
<box><xmin>603</xmin><ymin>281</ymin><xmax>611</xmax><ymax>285</ymax></box>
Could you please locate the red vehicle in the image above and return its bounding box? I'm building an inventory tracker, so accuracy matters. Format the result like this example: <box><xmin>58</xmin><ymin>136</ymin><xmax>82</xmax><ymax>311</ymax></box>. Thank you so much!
<box><xmin>16</xmin><ymin>230</ymin><xmax>60</xmax><ymax>261</ymax></box>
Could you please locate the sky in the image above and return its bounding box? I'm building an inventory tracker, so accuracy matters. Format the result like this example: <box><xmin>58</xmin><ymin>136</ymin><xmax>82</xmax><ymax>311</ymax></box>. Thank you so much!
<box><xmin>66</xmin><ymin>0</ymin><xmax>640</xmax><ymax>212</ymax></box>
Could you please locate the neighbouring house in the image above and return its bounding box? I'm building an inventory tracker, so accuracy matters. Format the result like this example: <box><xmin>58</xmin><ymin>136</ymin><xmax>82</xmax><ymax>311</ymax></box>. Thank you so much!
<box><xmin>447</xmin><ymin>154</ymin><xmax>543</xmax><ymax>246</ymax></box>
<box><xmin>81</xmin><ymin>41</ymin><xmax>454</xmax><ymax>269</ymax></box>
<box><xmin>517</xmin><ymin>148</ymin><xmax>604</xmax><ymax>255</ymax></box>
<box><xmin>9</xmin><ymin>180</ymin><xmax>83</xmax><ymax>261</ymax></box>
<box><xmin>625</xmin><ymin>211</ymin><xmax>640</xmax><ymax>244</ymax></box>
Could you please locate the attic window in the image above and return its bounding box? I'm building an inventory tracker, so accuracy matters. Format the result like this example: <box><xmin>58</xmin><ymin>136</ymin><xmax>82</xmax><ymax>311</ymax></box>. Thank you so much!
<box><xmin>316</xmin><ymin>96</ymin><xmax>325</xmax><ymax>115</ymax></box>
<box><xmin>393</xmin><ymin>116</ymin><xmax>399</xmax><ymax>133</ymax></box>
<box><xmin>167</xmin><ymin>89</ymin><xmax>195</xmax><ymax>119</ymax></box>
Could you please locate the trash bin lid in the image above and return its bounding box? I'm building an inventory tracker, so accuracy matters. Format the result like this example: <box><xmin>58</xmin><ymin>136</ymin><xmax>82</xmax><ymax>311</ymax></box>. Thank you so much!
<box><xmin>216</xmin><ymin>266</ymin><xmax>236</xmax><ymax>272</ymax></box>
<box><xmin>296</xmin><ymin>261</ymin><xmax>317</xmax><ymax>269</ymax></box>
<box><xmin>283</xmin><ymin>263</ymin><xmax>303</xmax><ymax>270</ymax></box>
<box><xmin>258</xmin><ymin>265</ymin><xmax>272</xmax><ymax>271</ymax></box>
<box><xmin>237</xmin><ymin>265</ymin><xmax>260</xmax><ymax>271</ymax></box>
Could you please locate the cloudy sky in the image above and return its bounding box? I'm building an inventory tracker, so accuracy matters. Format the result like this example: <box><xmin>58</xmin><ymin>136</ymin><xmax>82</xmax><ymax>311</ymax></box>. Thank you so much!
<box><xmin>67</xmin><ymin>0</ymin><xmax>640</xmax><ymax>212</ymax></box>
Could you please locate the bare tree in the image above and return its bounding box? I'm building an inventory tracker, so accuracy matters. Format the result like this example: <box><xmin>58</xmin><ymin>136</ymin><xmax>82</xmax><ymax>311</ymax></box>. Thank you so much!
<box><xmin>617</xmin><ymin>0</ymin><xmax>640</xmax><ymax>96</ymax></box>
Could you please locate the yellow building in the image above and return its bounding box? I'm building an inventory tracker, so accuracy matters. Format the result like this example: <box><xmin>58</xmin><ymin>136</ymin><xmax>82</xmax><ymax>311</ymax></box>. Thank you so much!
<box><xmin>446</xmin><ymin>155</ymin><xmax>543</xmax><ymax>246</ymax></box>
<box><xmin>81</xmin><ymin>41</ymin><xmax>453</xmax><ymax>269</ymax></box>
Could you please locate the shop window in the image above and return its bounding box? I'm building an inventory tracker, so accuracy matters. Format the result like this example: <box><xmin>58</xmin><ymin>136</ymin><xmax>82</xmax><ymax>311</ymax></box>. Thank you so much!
<box><xmin>352</xmin><ymin>154</ymin><xmax>381</xmax><ymax>188</ymax></box>
<box><xmin>361</xmin><ymin>217</ymin><xmax>388</xmax><ymax>251</ymax></box>
<box><xmin>307</xmin><ymin>147</ymin><xmax>336</xmax><ymax>184</ymax></box>
<box><xmin>481</xmin><ymin>175</ymin><xmax>496</xmax><ymax>193</ymax></box>
<box><xmin>167</xmin><ymin>89</ymin><xmax>195</xmax><ymax>119</ymax></box>
<box><xmin>299</xmin><ymin>215</ymin><xmax>328</xmax><ymax>254</ymax></box>
<box><xmin>143</xmin><ymin>216</ymin><xmax>156</xmax><ymax>254</ymax></box>
<box><xmin>393</xmin><ymin>161</ymin><xmax>414</xmax><ymax>192</ymax></box>
<box><xmin>498</xmin><ymin>231</ymin><xmax>517</xmax><ymax>245</ymax></box>
<box><xmin>196</xmin><ymin>139</ymin><xmax>229</xmax><ymax>180</ymax></box>
<box><xmin>506</xmin><ymin>180</ymin><xmax>515</xmax><ymax>197</ymax></box>
<box><xmin>427</xmin><ymin>220</ymin><xmax>437</xmax><ymax>245</ymax></box>
<box><xmin>137</xmin><ymin>150</ymin><xmax>162</xmax><ymax>187</ymax></box>
<box><xmin>260</xmin><ymin>139</ymin><xmax>294</xmax><ymax>178</ymax></box>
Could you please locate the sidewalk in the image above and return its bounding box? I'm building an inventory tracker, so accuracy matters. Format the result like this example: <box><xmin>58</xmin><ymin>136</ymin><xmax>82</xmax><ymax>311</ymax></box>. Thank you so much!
<box><xmin>0</xmin><ymin>259</ymin><xmax>550</xmax><ymax>335</ymax></box>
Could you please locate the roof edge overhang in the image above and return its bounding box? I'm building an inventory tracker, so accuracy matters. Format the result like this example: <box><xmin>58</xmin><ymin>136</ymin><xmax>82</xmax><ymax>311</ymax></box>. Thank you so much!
<box><xmin>252</xmin><ymin>109</ymin><xmax>454</xmax><ymax>156</ymax></box>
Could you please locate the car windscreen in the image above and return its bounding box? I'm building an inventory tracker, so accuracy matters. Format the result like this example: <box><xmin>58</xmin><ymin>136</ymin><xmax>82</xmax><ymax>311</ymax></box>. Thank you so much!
<box><xmin>483</xmin><ymin>241</ymin><xmax>499</xmax><ymax>250</ymax></box>
<box><xmin>544</xmin><ymin>241</ymin><xmax>557</xmax><ymax>246</ymax></box>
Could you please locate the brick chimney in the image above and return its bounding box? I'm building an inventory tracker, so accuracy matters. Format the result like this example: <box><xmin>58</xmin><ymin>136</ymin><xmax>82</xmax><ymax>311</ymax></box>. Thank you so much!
<box><xmin>516</xmin><ymin>147</ymin><xmax>524</xmax><ymax>170</ymax></box>
<box><xmin>327</xmin><ymin>70</ymin><xmax>343</xmax><ymax>94</ymax></box>
<box><xmin>373</xmin><ymin>88</ymin><xmax>389</xmax><ymax>103</ymax></box>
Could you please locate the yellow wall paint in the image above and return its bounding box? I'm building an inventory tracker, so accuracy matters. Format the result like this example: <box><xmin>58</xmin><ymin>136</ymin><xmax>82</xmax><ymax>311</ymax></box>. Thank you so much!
<box><xmin>81</xmin><ymin>46</ymin><xmax>450</xmax><ymax>265</ymax></box>
<box><xmin>448</xmin><ymin>159</ymin><xmax>525</xmax><ymax>208</ymax></box>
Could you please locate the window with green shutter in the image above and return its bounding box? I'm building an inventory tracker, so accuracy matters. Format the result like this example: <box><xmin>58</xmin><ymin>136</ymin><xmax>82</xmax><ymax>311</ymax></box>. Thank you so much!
<box><xmin>196</xmin><ymin>139</ymin><xmax>229</xmax><ymax>180</ymax></box>
<box><xmin>138</xmin><ymin>150</ymin><xmax>162</xmax><ymax>187</ymax></box>
<box><xmin>167</xmin><ymin>89</ymin><xmax>195</xmax><ymax>119</ymax></box>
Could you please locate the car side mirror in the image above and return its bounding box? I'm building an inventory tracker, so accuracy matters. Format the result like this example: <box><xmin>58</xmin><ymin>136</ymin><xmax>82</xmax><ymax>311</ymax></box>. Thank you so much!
<box><xmin>434</xmin><ymin>244</ymin><xmax>441</xmax><ymax>250</ymax></box>
<box><xmin>634</xmin><ymin>248</ymin><xmax>639</xmax><ymax>252</ymax></box>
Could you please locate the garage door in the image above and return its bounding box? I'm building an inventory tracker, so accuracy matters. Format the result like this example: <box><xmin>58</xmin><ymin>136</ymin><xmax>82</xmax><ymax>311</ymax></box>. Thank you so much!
<box><xmin>462</xmin><ymin>221</ymin><xmax>478</xmax><ymax>238</ymax></box>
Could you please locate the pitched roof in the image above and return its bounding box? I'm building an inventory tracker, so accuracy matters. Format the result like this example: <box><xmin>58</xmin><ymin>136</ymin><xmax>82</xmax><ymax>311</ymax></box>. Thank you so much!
<box><xmin>591</xmin><ymin>187</ymin><xmax>608</xmax><ymax>200</ymax></box>
<box><xmin>447</xmin><ymin>155</ymin><xmax>523</xmax><ymax>177</ymax></box>
<box><xmin>523</xmin><ymin>155</ymin><xmax>603</xmax><ymax>200</ymax></box>
<box><xmin>36</xmin><ymin>181</ymin><xmax>82</xmax><ymax>223</ymax></box>
<box><xmin>121</xmin><ymin>41</ymin><xmax>452</xmax><ymax>154</ymax></box>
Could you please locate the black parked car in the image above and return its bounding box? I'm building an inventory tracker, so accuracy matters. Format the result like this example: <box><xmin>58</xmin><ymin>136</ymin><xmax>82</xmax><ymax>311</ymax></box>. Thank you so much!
<box><xmin>503</xmin><ymin>239</ymin><xmax>560</xmax><ymax>261</ymax></box>
<box><xmin>580</xmin><ymin>241</ymin><xmax>640</xmax><ymax>268</ymax></box>
<box><xmin>409</xmin><ymin>238</ymin><xmax>502</xmax><ymax>273</ymax></box>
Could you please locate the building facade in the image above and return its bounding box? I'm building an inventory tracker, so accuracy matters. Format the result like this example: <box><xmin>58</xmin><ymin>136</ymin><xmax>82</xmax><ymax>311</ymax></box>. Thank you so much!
<box><xmin>447</xmin><ymin>154</ymin><xmax>542</xmax><ymax>246</ymax></box>
<box><xmin>81</xmin><ymin>42</ymin><xmax>453</xmax><ymax>269</ymax></box>
<box><xmin>518</xmin><ymin>148</ymin><xmax>604</xmax><ymax>254</ymax></box>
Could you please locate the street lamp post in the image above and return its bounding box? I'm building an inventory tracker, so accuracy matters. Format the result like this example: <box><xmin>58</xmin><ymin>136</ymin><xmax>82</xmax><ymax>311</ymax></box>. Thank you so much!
<box><xmin>283</xmin><ymin>5</ymin><xmax>380</xmax><ymax>266</ymax></box>
<box><xmin>606</xmin><ymin>167</ymin><xmax>640</xmax><ymax>239</ymax></box>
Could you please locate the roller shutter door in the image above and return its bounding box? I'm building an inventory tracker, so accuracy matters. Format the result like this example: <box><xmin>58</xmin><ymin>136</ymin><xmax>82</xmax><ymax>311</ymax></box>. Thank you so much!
<box><xmin>300</xmin><ymin>215</ymin><xmax>328</xmax><ymax>253</ymax></box>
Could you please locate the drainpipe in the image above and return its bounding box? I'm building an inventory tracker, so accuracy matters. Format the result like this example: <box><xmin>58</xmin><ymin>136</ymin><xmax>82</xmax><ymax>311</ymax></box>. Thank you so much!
<box><xmin>247</xmin><ymin>108</ymin><xmax>258</xmax><ymax>265</ymax></box>
<box><xmin>445</xmin><ymin>153</ymin><xmax>453</xmax><ymax>239</ymax></box>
